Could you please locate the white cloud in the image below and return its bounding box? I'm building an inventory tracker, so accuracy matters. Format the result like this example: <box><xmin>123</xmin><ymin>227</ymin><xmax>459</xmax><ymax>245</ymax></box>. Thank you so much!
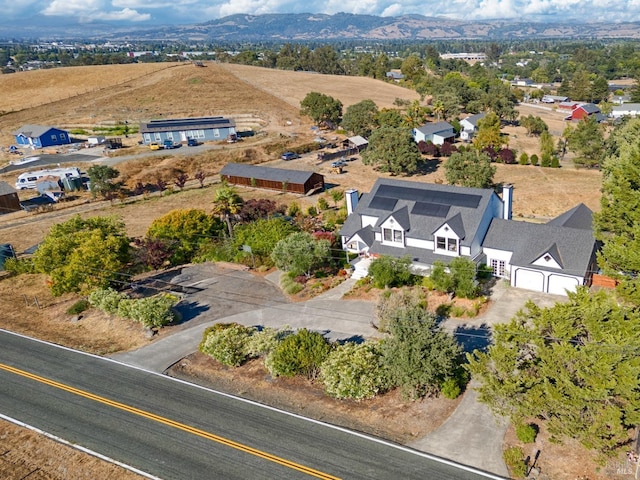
<box><xmin>40</xmin><ymin>0</ymin><xmax>149</xmax><ymax>22</ymax></box>
<box><xmin>2</xmin><ymin>0</ymin><xmax>639</xmax><ymax>26</ymax></box>
<box><xmin>93</xmin><ymin>8</ymin><xmax>151</xmax><ymax>21</ymax></box>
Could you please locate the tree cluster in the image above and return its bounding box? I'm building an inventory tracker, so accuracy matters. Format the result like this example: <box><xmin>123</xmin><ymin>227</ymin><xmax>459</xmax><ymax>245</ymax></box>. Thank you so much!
<box><xmin>468</xmin><ymin>288</ymin><xmax>640</xmax><ymax>454</ymax></box>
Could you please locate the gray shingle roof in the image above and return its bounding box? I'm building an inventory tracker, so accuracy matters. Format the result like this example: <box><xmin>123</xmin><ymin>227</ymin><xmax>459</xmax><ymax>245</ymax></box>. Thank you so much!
<box><xmin>220</xmin><ymin>163</ymin><xmax>317</xmax><ymax>185</ymax></box>
<box><xmin>461</xmin><ymin>113</ymin><xmax>486</xmax><ymax>129</ymax></box>
<box><xmin>440</xmin><ymin>212</ymin><xmax>465</xmax><ymax>239</ymax></box>
<box><xmin>353</xmin><ymin>226</ymin><xmax>374</xmax><ymax>247</ymax></box>
<box><xmin>340</xmin><ymin>178</ymin><xmax>497</xmax><ymax>248</ymax></box>
<box><xmin>414</xmin><ymin>121</ymin><xmax>454</xmax><ymax>137</ymax></box>
<box><xmin>483</xmin><ymin>217</ymin><xmax>596</xmax><ymax>276</ymax></box>
<box><xmin>0</xmin><ymin>181</ymin><xmax>17</xmax><ymax>196</ymax></box>
<box><xmin>577</xmin><ymin>103</ymin><xmax>600</xmax><ymax>114</ymax></box>
<box><xmin>546</xmin><ymin>203</ymin><xmax>592</xmax><ymax>230</ymax></box>
<box><xmin>12</xmin><ymin>125</ymin><xmax>59</xmax><ymax>138</ymax></box>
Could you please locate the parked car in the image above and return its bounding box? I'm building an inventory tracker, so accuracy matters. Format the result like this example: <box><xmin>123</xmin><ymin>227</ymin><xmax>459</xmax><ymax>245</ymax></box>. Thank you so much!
<box><xmin>187</xmin><ymin>138</ymin><xmax>199</xmax><ymax>147</ymax></box>
<box><xmin>163</xmin><ymin>140</ymin><xmax>180</xmax><ymax>149</ymax></box>
<box><xmin>149</xmin><ymin>143</ymin><xmax>161</xmax><ymax>150</ymax></box>
<box><xmin>331</xmin><ymin>159</ymin><xmax>347</xmax><ymax>168</ymax></box>
<box><xmin>281</xmin><ymin>152</ymin><xmax>300</xmax><ymax>161</ymax></box>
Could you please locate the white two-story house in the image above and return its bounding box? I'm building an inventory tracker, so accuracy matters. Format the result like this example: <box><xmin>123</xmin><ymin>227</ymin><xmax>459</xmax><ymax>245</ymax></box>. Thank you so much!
<box><xmin>340</xmin><ymin>178</ymin><xmax>597</xmax><ymax>295</ymax></box>
<box><xmin>341</xmin><ymin>178</ymin><xmax>509</xmax><ymax>275</ymax></box>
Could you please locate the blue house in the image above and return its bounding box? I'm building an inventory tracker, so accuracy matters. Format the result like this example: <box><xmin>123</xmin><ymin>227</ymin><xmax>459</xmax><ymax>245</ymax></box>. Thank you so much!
<box><xmin>140</xmin><ymin>116</ymin><xmax>236</xmax><ymax>145</ymax></box>
<box><xmin>13</xmin><ymin>125</ymin><xmax>71</xmax><ymax>148</ymax></box>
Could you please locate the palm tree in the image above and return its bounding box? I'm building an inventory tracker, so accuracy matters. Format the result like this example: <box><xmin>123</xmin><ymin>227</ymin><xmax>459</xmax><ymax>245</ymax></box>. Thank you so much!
<box><xmin>212</xmin><ymin>185</ymin><xmax>243</xmax><ymax>238</ymax></box>
<box><xmin>432</xmin><ymin>100</ymin><xmax>445</xmax><ymax>122</ymax></box>
<box><xmin>403</xmin><ymin>100</ymin><xmax>429</xmax><ymax>128</ymax></box>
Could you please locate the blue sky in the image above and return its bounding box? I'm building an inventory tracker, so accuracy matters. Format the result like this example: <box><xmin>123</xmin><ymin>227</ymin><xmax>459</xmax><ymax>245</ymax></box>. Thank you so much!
<box><xmin>0</xmin><ymin>0</ymin><xmax>638</xmax><ymax>27</ymax></box>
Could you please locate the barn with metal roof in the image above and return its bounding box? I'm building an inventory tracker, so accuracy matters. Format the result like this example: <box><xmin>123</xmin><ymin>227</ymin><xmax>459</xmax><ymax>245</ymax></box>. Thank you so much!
<box><xmin>220</xmin><ymin>163</ymin><xmax>324</xmax><ymax>195</ymax></box>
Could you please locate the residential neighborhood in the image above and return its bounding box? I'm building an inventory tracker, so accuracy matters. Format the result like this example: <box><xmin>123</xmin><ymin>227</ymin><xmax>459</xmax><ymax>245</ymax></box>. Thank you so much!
<box><xmin>1</xmin><ymin>34</ymin><xmax>640</xmax><ymax>480</ymax></box>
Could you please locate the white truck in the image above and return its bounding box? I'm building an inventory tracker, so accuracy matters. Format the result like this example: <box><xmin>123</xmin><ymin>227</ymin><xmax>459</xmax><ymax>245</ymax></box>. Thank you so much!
<box><xmin>15</xmin><ymin>167</ymin><xmax>82</xmax><ymax>190</ymax></box>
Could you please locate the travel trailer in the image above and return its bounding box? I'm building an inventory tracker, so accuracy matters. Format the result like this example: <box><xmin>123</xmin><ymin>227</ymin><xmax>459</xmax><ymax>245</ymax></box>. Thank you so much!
<box><xmin>15</xmin><ymin>167</ymin><xmax>82</xmax><ymax>190</ymax></box>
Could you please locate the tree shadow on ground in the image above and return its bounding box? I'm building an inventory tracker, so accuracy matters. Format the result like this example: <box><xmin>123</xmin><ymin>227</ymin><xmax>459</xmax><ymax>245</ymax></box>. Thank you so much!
<box><xmin>453</xmin><ymin>323</ymin><xmax>492</xmax><ymax>353</ymax></box>
<box><xmin>174</xmin><ymin>301</ymin><xmax>210</xmax><ymax>324</ymax></box>
<box><xmin>415</xmin><ymin>158</ymin><xmax>442</xmax><ymax>176</ymax></box>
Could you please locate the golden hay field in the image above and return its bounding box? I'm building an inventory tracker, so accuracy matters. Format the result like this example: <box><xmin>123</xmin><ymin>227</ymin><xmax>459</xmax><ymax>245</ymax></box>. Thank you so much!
<box><xmin>0</xmin><ymin>61</ymin><xmax>602</xmax><ymax>227</ymax></box>
<box><xmin>0</xmin><ymin>61</ymin><xmax>420</xmax><ymax>146</ymax></box>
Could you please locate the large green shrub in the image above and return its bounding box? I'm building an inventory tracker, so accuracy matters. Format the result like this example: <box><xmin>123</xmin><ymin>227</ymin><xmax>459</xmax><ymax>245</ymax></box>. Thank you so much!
<box><xmin>146</xmin><ymin>209</ymin><xmax>222</xmax><ymax>265</ymax></box>
<box><xmin>368</xmin><ymin>255</ymin><xmax>413</xmax><ymax>288</ymax></box>
<box><xmin>245</xmin><ymin>326</ymin><xmax>292</xmax><ymax>359</ymax></box>
<box><xmin>89</xmin><ymin>288</ymin><xmax>177</xmax><ymax>328</ymax></box>
<box><xmin>267</xmin><ymin>329</ymin><xmax>331</xmax><ymax>379</ymax></box>
<box><xmin>122</xmin><ymin>294</ymin><xmax>178</xmax><ymax>328</ymax></box>
<box><xmin>381</xmin><ymin>306</ymin><xmax>463</xmax><ymax>400</ymax></box>
<box><xmin>515</xmin><ymin>422</ymin><xmax>539</xmax><ymax>444</ymax></box>
<box><xmin>33</xmin><ymin>216</ymin><xmax>131</xmax><ymax>296</ymax></box>
<box><xmin>3</xmin><ymin>258</ymin><xmax>35</xmax><ymax>275</ymax></box>
<box><xmin>375</xmin><ymin>287</ymin><xmax>426</xmax><ymax>333</ymax></box>
<box><xmin>232</xmin><ymin>217</ymin><xmax>297</xmax><ymax>267</ymax></box>
<box><xmin>320</xmin><ymin>341</ymin><xmax>388</xmax><ymax>400</ymax></box>
<box><xmin>88</xmin><ymin>287</ymin><xmax>127</xmax><ymax>314</ymax></box>
<box><xmin>429</xmin><ymin>261</ymin><xmax>454</xmax><ymax>292</ymax></box>
<box><xmin>200</xmin><ymin>323</ymin><xmax>255</xmax><ymax>366</ymax></box>
<box><xmin>503</xmin><ymin>447</ymin><xmax>527</xmax><ymax>478</ymax></box>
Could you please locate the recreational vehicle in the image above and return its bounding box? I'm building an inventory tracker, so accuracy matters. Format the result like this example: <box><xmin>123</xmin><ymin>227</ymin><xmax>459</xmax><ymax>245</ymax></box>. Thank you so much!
<box><xmin>15</xmin><ymin>167</ymin><xmax>82</xmax><ymax>190</ymax></box>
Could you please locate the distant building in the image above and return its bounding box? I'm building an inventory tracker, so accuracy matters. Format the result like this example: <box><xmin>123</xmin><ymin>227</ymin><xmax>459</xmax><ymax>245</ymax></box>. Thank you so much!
<box><xmin>386</xmin><ymin>71</ymin><xmax>405</xmax><ymax>81</ymax></box>
<box><xmin>413</xmin><ymin>122</ymin><xmax>455</xmax><ymax>146</ymax></box>
<box><xmin>0</xmin><ymin>182</ymin><xmax>21</xmax><ymax>214</ymax></box>
<box><xmin>439</xmin><ymin>53</ymin><xmax>486</xmax><ymax>63</ymax></box>
<box><xmin>13</xmin><ymin>125</ymin><xmax>71</xmax><ymax>148</ymax></box>
<box><xmin>140</xmin><ymin>116</ymin><xmax>236</xmax><ymax>145</ymax></box>
<box><xmin>610</xmin><ymin>103</ymin><xmax>640</xmax><ymax>119</ymax></box>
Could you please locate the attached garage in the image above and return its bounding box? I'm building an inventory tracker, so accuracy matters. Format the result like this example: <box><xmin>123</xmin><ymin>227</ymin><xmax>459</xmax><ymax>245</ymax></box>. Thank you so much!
<box><xmin>512</xmin><ymin>268</ymin><xmax>545</xmax><ymax>292</ymax></box>
<box><xmin>547</xmin><ymin>274</ymin><xmax>580</xmax><ymax>295</ymax></box>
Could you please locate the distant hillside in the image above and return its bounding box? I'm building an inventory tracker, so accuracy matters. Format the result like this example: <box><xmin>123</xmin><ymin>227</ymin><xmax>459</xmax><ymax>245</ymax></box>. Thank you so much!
<box><xmin>4</xmin><ymin>13</ymin><xmax>639</xmax><ymax>41</ymax></box>
<box><xmin>120</xmin><ymin>13</ymin><xmax>640</xmax><ymax>42</ymax></box>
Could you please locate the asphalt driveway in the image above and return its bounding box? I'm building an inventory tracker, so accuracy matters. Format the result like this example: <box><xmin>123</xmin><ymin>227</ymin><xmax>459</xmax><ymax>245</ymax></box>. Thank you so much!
<box><xmin>110</xmin><ymin>264</ymin><xmax>568</xmax><ymax>479</ymax></box>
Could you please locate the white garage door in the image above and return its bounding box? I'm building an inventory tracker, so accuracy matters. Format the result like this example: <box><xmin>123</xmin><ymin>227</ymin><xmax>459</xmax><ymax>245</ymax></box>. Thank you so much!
<box><xmin>513</xmin><ymin>268</ymin><xmax>545</xmax><ymax>292</ymax></box>
<box><xmin>548</xmin><ymin>275</ymin><xmax>580</xmax><ymax>295</ymax></box>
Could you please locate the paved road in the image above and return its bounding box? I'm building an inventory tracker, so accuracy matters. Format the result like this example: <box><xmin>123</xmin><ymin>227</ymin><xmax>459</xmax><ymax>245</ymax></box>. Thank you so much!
<box><xmin>0</xmin><ymin>330</ymin><xmax>502</xmax><ymax>480</ymax></box>
<box><xmin>113</xmin><ymin>264</ymin><xmax>567</xmax><ymax>478</ymax></box>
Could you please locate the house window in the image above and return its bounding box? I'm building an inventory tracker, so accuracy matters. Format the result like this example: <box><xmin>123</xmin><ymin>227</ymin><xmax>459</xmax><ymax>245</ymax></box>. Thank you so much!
<box><xmin>435</xmin><ymin>236</ymin><xmax>458</xmax><ymax>253</ymax></box>
<box><xmin>197</xmin><ymin>130</ymin><xmax>205</xmax><ymax>139</ymax></box>
<box><xmin>154</xmin><ymin>133</ymin><xmax>162</xmax><ymax>141</ymax></box>
<box><xmin>51</xmin><ymin>134</ymin><xmax>57</xmax><ymax>141</ymax></box>
<box><xmin>166</xmin><ymin>132</ymin><xmax>173</xmax><ymax>140</ymax></box>
<box><xmin>214</xmin><ymin>129</ymin><xmax>220</xmax><ymax>138</ymax></box>
<box><xmin>144</xmin><ymin>133</ymin><xmax>151</xmax><ymax>143</ymax></box>
<box><xmin>491</xmin><ymin>259</ymin><xmax>506</xmax><ymax>277</ymax></box>
<box><xmin>382</xmin><ymin>228</ymin><xmax>403</xmax><ymax>245</ymax></box>
<box><xmin>60</xmin><ymin>133</ymin><xmax>66</xmax><ymax>140</ymax></box>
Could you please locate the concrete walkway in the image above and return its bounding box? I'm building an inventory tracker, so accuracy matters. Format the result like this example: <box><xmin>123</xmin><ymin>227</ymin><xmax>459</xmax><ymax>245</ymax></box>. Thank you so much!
<box><xmin>110</xmin><ymin>266</ymin><xmax>566</xmax><ymax>478</ymax></box>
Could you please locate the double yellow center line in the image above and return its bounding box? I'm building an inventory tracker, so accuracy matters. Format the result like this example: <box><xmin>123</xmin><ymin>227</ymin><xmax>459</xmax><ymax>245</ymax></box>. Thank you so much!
<box><xmin>0</xmin><ymin>362</ymin><xmax>340</xmax><ymax>479</ymax></box>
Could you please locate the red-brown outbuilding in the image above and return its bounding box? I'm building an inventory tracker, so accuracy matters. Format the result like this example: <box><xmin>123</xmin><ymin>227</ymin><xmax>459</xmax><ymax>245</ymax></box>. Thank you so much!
<box><xmin>220</xmin><ymin>163</ymin><xmax>324</xmax><ymax>195</ymax></box>
<box><xmin>0</xmin><ymin>182</ymin><xmax>21</xmax><ymax>215</ymax></box>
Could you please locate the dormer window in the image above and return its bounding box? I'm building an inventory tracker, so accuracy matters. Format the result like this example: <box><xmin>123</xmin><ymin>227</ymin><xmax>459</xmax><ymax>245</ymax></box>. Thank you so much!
<box><xmin>382</xmin><ymin>228</ymin><xmax>403</xmax><ymax>245</ymax></box>
<box><xmin>543</xmin><ymin>254</ymin><xmax>552</xmax><ymax>262</ymax></box>
<box><xmin>435</xmin><ymin>236</ymin><xmax>458</xmax><ymax>253</ymax></box>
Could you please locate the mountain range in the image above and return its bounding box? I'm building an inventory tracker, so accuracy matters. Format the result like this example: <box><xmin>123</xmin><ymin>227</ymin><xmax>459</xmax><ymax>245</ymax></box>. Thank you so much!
<box><xmin>4</xmin><ymin>13</ymin><xmax>640</xmax><ymax>41</ymax></box>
